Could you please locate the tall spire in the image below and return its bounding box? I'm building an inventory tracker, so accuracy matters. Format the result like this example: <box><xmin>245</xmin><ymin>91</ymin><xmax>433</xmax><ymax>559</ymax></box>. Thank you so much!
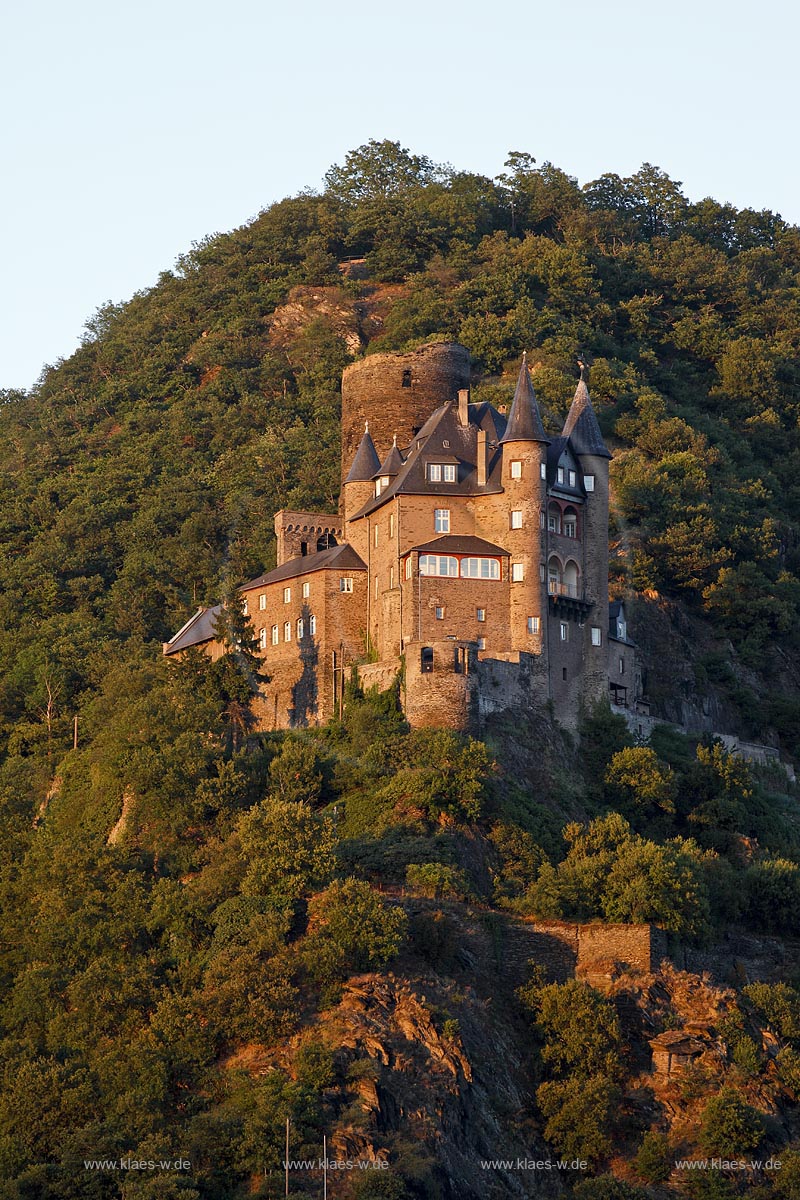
<box><xmin>562</xmin><ymin>363</ymin><xmax>611</xmax><ymax>459</ymax></box>
<box><xmin>499</xmin><ymin>352</ymin><xmax>550</xmax><ymax>444</ymax></box>
<box><xmin>345</xmin><ymin>422</ymin><xmax>381</xmax><ymax>482</ymax></box>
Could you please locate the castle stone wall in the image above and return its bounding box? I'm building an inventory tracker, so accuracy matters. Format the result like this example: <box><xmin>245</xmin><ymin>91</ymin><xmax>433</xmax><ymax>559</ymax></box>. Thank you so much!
<box><xmin>341</xmin><ymin>343</ymin><xmax>471</xmax><ymax>486</ymax></box>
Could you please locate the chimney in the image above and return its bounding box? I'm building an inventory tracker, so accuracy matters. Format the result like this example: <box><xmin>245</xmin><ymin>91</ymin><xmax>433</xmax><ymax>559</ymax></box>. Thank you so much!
<box><xmin>477</xmin><ymin>429</ymin><xmax>488</xmax><ymax>487</ymax></box>
<box><xmin>458</xmin><ymin>388</ymin><xmax>469</xmax><ymax>428</ymax></box>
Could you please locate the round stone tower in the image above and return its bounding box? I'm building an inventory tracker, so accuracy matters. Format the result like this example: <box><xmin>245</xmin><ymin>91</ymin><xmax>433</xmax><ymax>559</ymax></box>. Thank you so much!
<box><xmin>340</xmin><ymin>342</ymin><xmax>471</xmax><ymax>489</ymax></box>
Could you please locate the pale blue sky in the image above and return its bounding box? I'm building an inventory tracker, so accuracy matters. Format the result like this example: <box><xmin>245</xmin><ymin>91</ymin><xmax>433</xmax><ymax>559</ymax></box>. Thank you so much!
<box><xmin>2</xmin><ymin>0</ymin><xmax>797</xmax><ymax>390</ymax></box>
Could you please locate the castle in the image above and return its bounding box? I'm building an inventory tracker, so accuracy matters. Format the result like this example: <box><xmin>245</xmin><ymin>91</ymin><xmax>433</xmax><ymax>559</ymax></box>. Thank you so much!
<box><xmin>163</xmin><ymin>343</ymin><xmax>641</xmax><ymax>732</ymax></box>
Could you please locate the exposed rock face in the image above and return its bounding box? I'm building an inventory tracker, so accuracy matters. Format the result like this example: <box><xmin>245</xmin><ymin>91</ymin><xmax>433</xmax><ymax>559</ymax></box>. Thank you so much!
<box><xmin>264</xmin><ymin>970</ymin><xmax>559</xmax><ymax>1199</ymax></box>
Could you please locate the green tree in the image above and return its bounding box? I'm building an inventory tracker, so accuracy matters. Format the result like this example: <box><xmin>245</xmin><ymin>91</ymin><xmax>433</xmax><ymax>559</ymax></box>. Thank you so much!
<box><xmin>698</xmin><ymin>1087</ymin><xmax>765</xmax><ymax>1157</ymax></box>
<box><xmin>238</xmin><ymin>797</ymin><xmax>336</xmax><ymax>901</ymax></box>
<box><xmin>305</xmin><ymin>878</ymin><xmax>407</xmax><ymax>982</ymax></box>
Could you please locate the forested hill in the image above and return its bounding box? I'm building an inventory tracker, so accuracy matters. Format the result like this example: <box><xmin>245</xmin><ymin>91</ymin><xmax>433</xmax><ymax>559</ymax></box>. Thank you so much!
<box><xmin>4</xmin><ymin>143</ymin><xmax>800</xmax><ymax>1198</ymax></box>
<box><xmin>3</xmin><ymin>142</ymin><xmax>800</xmax><ymax>761</ymax></box>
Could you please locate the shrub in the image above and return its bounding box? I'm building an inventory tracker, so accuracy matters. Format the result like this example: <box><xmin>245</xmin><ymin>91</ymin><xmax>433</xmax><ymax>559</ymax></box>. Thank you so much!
<box><xmin>304</xmin><ymin>879</ymin><xmax>407</xmax><ymax>983</ymax></box>
<box><xmin>698</xmin><ymin>1087</ymin><xmax>764</xmax><ymax>1157</ymax></box>
<box><xmin>405</xmin><ymin>862</ymin><xmax>470</xmax><ymax>900</ymax></box>
<box><xmin>634</xmin><ymin>1129</ymin><xmax>672</xmax><ymax>1183</ymax></box>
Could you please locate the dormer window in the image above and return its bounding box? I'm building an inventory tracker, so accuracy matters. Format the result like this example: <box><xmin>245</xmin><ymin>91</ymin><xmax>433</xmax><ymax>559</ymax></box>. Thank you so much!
<box><xmin>584</xmin><ymin>475</ymin><xmax>595</xmax><ymax>492</ymax></box>
<box><xmin>557</xmin><ymin>467</ymin><xmax>565</xmax><ymax>484</ymax></box>
<box><xmin>375</xmin><ymin>475</ymin><xmax>390</xmax><ymax>496</ymax></box>
<box><xmin>618</xmin><ymin>619</ymin><xmax>626</xmax><ymax>640</ymax></box>
<box><xmin>569</xmin><ymin>469</ymin><xmax>576</xmax><ymax>488</ymax></box>
<box><xmin>427</xmin><ymin>463</ymin><xmax>456</xmax><ymax>483</ymax></box>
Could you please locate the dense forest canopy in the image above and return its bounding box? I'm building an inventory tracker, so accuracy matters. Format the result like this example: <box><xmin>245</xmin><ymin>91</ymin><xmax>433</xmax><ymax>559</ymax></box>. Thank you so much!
<box><xmin>2</xmin><ymin>141</ymin><xmax>800</xmax><ymax>1197</ymax></box>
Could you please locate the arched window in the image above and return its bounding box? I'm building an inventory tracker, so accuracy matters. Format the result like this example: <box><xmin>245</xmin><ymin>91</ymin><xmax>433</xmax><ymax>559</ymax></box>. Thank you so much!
<box><xmin>419</xmin><ymin>555</ymin><xmax>459</xmax><ymax>577</ymax></box>
<box><xmin>547</xmin><ymin>556</ymin><xmax>562</xmax><ymax>594</ymax></box>
<box><xmin>563</xmin><ymin>561</ymin><xmax>580</xmax><ymax>598</ymax></box>
<box><xmin>317</xmin><ymin>532</ymin><xmax>337</xmax><ymax>551</ymax></box>
<box><xmin>563</xmin><ymin>506</ymin><xmax>578</xmax><ymax>538</ymax></box>
<box><xmin>461</xmin><ymin>558</ymin><xmax>501</xmax><ymax>579</ymax></box>
<box><xmin>547</xmin><ymin>502</ymin><xmax>561</xmax><ymax>534</ymax></box>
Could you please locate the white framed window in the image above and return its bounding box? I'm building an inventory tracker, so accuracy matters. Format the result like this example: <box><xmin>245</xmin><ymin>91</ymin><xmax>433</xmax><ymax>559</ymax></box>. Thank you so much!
<box><xmin>618</xmin><ymin>619</ymin><xmax>627</xmax><ymax>639</ymax></box>
<box><xmin>309</xmin><ymin>614</ymin><xmax>317</xmax><ymax>635</ymax></box>
<box><xmin>539</xmin><ymin>511</ymin><xmax>545</xmax><ymax>529</ymax></box>
<box><xmin>569</xmin><ymin>470</ymin><xmax>576</xmax><ymax>487</ymax></box>
<box><xmin>419</xmin><ymin>554</ymin><xmax>459</xmax><ymax>577</ymax></box>
<box><xmin>564</xmin><ymin>517</ymin><xmax>577</xmax><ymax>538</ymax></box>
<box><xmin>584</xmin><ymin>475</ymin><xmax>595</xmax><ymax>492</ymax></box>
<box><xmin>540</xmin><ymin>462</ymin><xmax>547</xmax><ymax>480</ymax></box>
<box><xmin>539</xmin><ymin>564</ymin><xmax>546</xmax><ymax>581</ymax></box>
<box><xmin>477</xmin><ymin>637</ymin><xmax>486</xmax><ymax>650</ymax></box>
<box><xmin>340</xmin><ymin>577</ymin><xmax>353</xmax><ymax>592</ymax></box>
<box><xmin>591</xmin><ymin>627</ymin><xmax>602</xmax><ymax>646</ymax></box>
<box><xmin>557</xmin><ymin>466</ymin><xmax>565</xmax><ymax>484</ymax></box>
<box><xmin>405</xmin><ymin>556</ymin><xmax>412</xmax><ymax>579</ymax></box>
<box><xmin>380</xmin><ymin>475</ymin><xmax>389</xmax><ymax>491</ymax></box>
<box><xmin>619</xmin><ymin>657</ymin><xmax>625</xmax><ymax>675</ymax></box>
<box><xmin>443</xmin><ymin>463</ymin><xmax>457</xmax><ymax>482</ymax></box>
<box><xmin>548</xmin><ymin>514</ymin><xmax>560</xmax><ymax>533</ymax></box>
<box><xmin>435</xmin><ymin>606</ymin><xmax>444</xmax><ymax>620</ymax></box>
<box><xmin>434</xmin><ymin>509</ymin><xmax>450</xmax><ymax>533</ymax></box>
<box><xmin>477</xmin><ymin>608</ymin><xmax>486</xmax><ymax>622</ymax></box>
<box><xmin>284</xmin><ymin>622</ymin><xmax>291</xmax><ymax>642</ymax></box>
<box><xmin>259</xmin><ymin>627</ymin><xmax>267</xmax><ymax>649</ymax></box>
<box><xmin>296</xmin><ymin>618</ymin><xmax>304</xmax><ymax>639</ymax></box>
<box><xmin>302</xmin><ymin>581</ymin><xmax>310</xmax><ymax>598</ymax></box>
<box><xmin>283</xmin><ymin>587</ymin><xmax>291</xmax><ymax>604</ymax></box>
<box><xmin>428</xmin><ymin>463</ymin><xmax>442</xmax><ymax>482</ymax></box>
<box><xmin>389</xmin><ymin>513</ymin><xmax>395</xmax><ymax>538</ymax></box>
<box><xmin>461</xmin><ymin>557</ymin><xmax>501</xmax><ymax>579</ymax></box>
<box><xmin>511</xmin><ymin>563</ymin><xmax>524</xmax><ymax>582</ymax></box>
<box><xmin>510</xmin><ymin>510</ymin><xmax>523</xmax><ymax>529</ymax></box>
<box><xmin>242</xmin><ymin>598</ymin><xmax>248</xmax><ymax>615</ymax></box>
<box><xmin>259</xmin><ymin>593</ymin><xmax>267</xmax><ymax>610</ymax></box>
<box><xmin>271</xmin><ymin>625</ymin><xmax>279</xmax><ymax>645</ymax></box>
<box><xmin>527</xmin><ymin>616</ymin><xmax>540</xmax><ymax>634</ymax></box>
<box><xmin>374</xmin><ymin>525</ymin><xmax>379</xmax><ymax>547</ymax></box>
<box><xmin>560</xmin><ymin>622</ymin><xmax>568</xmax><ymax>642</ymax></box>
<box><xmin>510</xmin><ymin>460</ymin><xmax>522</xmax><ymax>480</ymax></box>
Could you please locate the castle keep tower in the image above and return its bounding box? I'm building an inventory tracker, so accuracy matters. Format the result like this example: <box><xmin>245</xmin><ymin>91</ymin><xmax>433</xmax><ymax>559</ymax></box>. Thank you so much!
<box><xmin>340</xmin><ymin>342</ymin><xmax>471</xmax><ymax>489</ymax></box>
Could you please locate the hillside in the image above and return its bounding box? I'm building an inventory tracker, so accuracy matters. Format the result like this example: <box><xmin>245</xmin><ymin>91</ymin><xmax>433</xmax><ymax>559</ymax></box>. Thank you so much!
<box><xmin>2</xmin><ymin>141</ymin><xmax>800</xmax><ymax>1197</ymax></box>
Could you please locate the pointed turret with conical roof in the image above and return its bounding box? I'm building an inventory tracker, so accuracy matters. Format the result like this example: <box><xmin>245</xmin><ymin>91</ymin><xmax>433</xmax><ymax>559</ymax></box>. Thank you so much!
<box><xmin>500</xmin><ymin>353</ymin><xmax>550</xmax><ymax>445</ymax></box>
<box><xmin>374</xmin><ymin>434</ymin><xmax>404</xmax><ymax>480</ymax></box>
<box><xmin>562</xmin><ymin>362</ymin><xmax>611</xmax><ymax>459</ymax></box>
<box><xmin>345</xmin><ymin>421</ymin><xmax>381</xmax><ymax>482</ymax></box>
<box><xmin>343</xmin><ymin>422</ymin><xmax>381</xmax><ymax>537</ymax></box>
<box><xmin>565</xmin><ymin>362</ymin><xmax>611</xmax><ymax>708</ymax></box>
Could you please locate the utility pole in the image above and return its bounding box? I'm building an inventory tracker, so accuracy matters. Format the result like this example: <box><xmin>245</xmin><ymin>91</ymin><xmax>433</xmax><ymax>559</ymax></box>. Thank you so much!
<box><xmin>323</xmin><ymin>1134</ymin><xmax>327</xmax><ymax>1200</ymax></box>
<box><xmin>73</xmin><ymin>714</ymin><xmax>78</xmax><ymax>750</ymax></box>
<box><xmin>285</xmin><ymin>1116</ymin><xmax>290</xmax><ymax>1199</ymax></box>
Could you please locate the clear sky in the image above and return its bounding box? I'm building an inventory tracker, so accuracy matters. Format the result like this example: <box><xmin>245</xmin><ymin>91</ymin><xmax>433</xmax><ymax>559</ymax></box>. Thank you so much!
<box><xmin>2</xmin><ymin>0</ymin><xmax>797</xmax><ymax>391</ymax></box>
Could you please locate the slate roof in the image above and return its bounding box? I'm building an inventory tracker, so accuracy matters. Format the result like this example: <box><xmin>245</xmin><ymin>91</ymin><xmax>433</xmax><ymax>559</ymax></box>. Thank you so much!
<box><xmin>499</xmin><ymin>355</ymin><xmax>549</xmax><ymax>445</ymax></box>
<box><xmin>345</xmin><ymin>425</ymin><xmax>380</xmax><ymax>482</ymax></box>
<box><xmin>163</xmin><ymin>605</ymin><xmax>223</xmax><ymax>656</ymax></box>
<box><xmin>546</xmin><ymin>437</ymin><xmax>586</xmax><ymax>496</ymax></box>
<box><xmin>562</xmin><ymin>374</ymin><xmax>612</xmax><ymax>459</ymax></box>
<box><xmin>240</xmin><ymin>543</ymin><xmax>366</xmax><ymax>591</ymax></box>
<box><xmin>410</xmin><ymin>534</ymin><xmax>509</xmax><ymax>556</ymax></box>
<box><xmin>608</xmin><ymin>600</ymin><xmax>636</xmax><ymax>645</ymax></box>
<box><xmin>374</xmin><ymin>439</ymin><xmax>405</xmax><ymax>477</ymax></box>
<box><xmin>350</xmin><ymin>400</ymin><xmax>508</xmax><ymax>520</ymax></box>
